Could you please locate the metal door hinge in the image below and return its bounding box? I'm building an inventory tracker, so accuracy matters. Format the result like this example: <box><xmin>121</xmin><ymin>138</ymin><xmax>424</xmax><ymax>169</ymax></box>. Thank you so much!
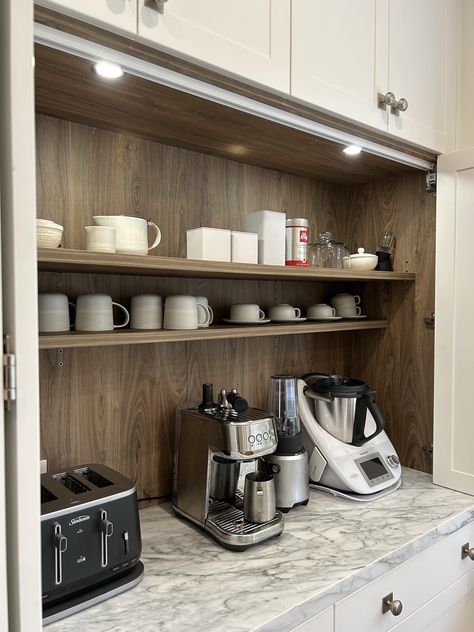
<box><xmin>424</xmin><ymin>313</ymin><xmax>435</xmax><ymax>329</ymax></box>
<box><xmin>3</xmin><ymin>334</ymin><xmax>16</xmax><ymax>410</ymax></box>
<box><xmin>426</xmin><ymin>171</ymin><xmax>437</xmax><ymax>193</ymax></box>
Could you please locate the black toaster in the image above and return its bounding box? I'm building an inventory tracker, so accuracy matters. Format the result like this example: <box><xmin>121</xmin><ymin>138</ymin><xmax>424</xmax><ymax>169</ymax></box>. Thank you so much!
<box><xmin>41</xmin><ymin>464</ymin><xmax>144</xmax><ymax>625</ymax></box>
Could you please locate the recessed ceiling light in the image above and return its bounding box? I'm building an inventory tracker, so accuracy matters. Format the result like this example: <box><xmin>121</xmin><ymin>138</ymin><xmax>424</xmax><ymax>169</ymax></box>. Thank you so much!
<box><xmin>92</xmin><ymin>61</ymin><xmax>124</xmax><ymax>79</ymax></box>
<box><xmin>343</xmin><ymin>145</ymin><xmax>363</xmax><ymax>156</ymax></box>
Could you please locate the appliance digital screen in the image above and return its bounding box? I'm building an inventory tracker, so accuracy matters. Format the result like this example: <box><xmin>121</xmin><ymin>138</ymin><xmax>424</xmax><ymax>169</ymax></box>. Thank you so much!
<box><xmin>359</xmin><ymin>457</ymin><xmax>388</xmax><ymax>480</ymax></box>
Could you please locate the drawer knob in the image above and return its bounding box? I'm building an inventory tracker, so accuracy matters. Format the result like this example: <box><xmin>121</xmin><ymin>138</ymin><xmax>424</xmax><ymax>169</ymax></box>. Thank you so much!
<box><xmin>462</xmin><ymin>543</ymin><xmax>474</xmax><ymax>560</ymax></box>
<box><xmin>145</xmin><ymin>0</ymin><xmax>168</xmax><ymax>14</ymax></box>
<box><xmin>382</xmin><ymin>593</ymin><xmax>403</xmax><ymax>616</ymax></box>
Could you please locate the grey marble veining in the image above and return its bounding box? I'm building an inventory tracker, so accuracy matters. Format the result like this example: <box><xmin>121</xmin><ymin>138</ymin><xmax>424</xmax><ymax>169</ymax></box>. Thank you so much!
<box><xmin>47</xmin><ymin>468</ymin><xmax>474</xmax><ymax>632</ymax></box>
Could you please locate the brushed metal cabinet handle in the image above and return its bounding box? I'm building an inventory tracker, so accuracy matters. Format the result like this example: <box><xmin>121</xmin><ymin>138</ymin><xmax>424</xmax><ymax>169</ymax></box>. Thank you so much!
<box><xmin>462</xmin><ymin>542</ymin><xmax>474</xmax><ymax>560</ymax></box>
<box><xmin>145</xmin><ymin>0</ymin><xmax>168</xmax><ymax>14</ymax></box>
<box><xmin>382</xmin><ymin>592</ymin><xmax>403</xmax><ymax>616</ymax></box>
<box><xmin>377</xmin><ymin>91</ymin><xmax>396</xmax><ymax>110</ymax></box>
<box><xmin>391</xmin><ymin>97</ymin><xmax>409</xmax><ymax>116</ymax></box>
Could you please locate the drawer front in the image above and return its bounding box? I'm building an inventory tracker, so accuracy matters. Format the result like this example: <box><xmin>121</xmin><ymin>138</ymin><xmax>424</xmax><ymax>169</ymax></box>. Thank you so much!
<box><xmin>290</xmin><ymin>605</ymin><xmax>334</xmax><ymax>632</ymax></box>
<box><xmin>335</xmin><ymin>520</ymin><xmax>474</xmax><ymax>632</ymax></box>
<box><xmin>391</xmin><ymin>567</ymin><xmax>474</xmax><ymax>632</ymax></box>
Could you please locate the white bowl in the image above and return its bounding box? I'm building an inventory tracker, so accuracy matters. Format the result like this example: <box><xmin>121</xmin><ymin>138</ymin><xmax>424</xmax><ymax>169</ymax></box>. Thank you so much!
<box><xmin>349</xmin><ymin>248</ymin><xmax>378</xmax><ymax>271</ymax></box>
<box><xmin>37</xmin><ymin>220</ymin><xmax>63</xmax><ymax>249</ymax></box>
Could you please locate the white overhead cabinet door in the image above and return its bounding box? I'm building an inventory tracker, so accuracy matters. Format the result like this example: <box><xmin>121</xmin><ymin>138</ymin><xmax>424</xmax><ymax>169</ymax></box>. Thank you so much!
<box><xmin>291</xmin><ymin>0</ymin><xmax>456</xmax><ymax>153</ymax></box>
<box><xmin>137</xmin><ymin>0</ymin><xmax>291</xmax><ymax>92</ymax></box>
<box><xmin>387</xmin><ymin>0</ymin><xmax>456</xmax><ymax>153</ymax></box>
<box><xmin>35</xmin><ymin>0</ymin><xmax>138</xmax><ymax>36</ymax></box>
<box><xmin>291</xmin><ymin>0</ymin><xmax>389</xmax><ymax>131</ymax></box>
<box><xmin>434</xmin><ymin>148</ymin><xmax>474</xmax><ymax>496</ymax></box>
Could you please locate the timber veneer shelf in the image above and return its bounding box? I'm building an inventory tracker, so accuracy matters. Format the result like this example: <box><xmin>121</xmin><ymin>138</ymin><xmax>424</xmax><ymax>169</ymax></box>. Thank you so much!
<box><xmin>37</xmin><ymin>249</ymin><xmax>415</xmax><ymax>282</ymax></box>
<box><xmin>38</xmin><ymin>320</ymin><xmax>389</xmax><ymax>349</ymax></box>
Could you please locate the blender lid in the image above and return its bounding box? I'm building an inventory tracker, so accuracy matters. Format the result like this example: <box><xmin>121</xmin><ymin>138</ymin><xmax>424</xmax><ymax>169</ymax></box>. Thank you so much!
<box><xmin>308</xmin><ymin>375</ymin><xmax>371</xmax><ymax>398</ymax></box>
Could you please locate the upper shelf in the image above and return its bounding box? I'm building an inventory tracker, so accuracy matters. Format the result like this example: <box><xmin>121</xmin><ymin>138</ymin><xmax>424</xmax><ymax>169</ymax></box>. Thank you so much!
<box><xmin>37</xmin><ymin>248</ymin><xmax>416</xmax><ymax>282</ymax></box>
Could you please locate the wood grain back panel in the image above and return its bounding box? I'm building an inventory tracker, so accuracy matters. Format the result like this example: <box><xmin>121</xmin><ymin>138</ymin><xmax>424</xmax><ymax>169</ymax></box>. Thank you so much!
<box><xmin>37</xmin><ymin>115</ymin><xmax>434</xmax><ymax>500</ymax></box>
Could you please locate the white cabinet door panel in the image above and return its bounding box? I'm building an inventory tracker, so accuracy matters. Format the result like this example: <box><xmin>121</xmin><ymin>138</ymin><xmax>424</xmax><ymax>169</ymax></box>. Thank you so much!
<box><xmin>291</xmin><ymin>0</ymin><xmax>389</xmax><ymax>130</ymax></box>
<box><xmin>1</xmin><ymin>1</ymin><xmax>42</xmax><ymax>631</ymax></box>
<box><xmin>138</xmin><ymin>0</ymin><xmax>290</xmax><ymax>92</ymax></box>
<box><xmin>290</xmin><ymin>605</ymin><xmax>334</xmax><ymax>631</ymax></box>
<box><xmin>387</xmin><ymin>0</ymin><xmax>457</xmax><ymax>153</ymax></box>
<box><xmin>335</xmin><ymin>521</ymin><xmax>474</xmax><ymax>632</ymax></box>
<box><xmin>434</xmin><ymin>148</ymin><xmax>474</xmax><ymax>494</ymax></box>
<box><xmin>35</xmin><ymin>0</ymin><xmax>138</xmax><ymax>36</ymax></box>
<box><xmin>391</xmin><ymin>568</ymin><xmax>474</xmax><ymax>632</ymax></box>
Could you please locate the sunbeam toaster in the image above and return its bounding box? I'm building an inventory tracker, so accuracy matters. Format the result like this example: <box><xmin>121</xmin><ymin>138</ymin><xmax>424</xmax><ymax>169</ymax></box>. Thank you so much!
<box><xmin>40</xmin><ymin>464</ymin><xmax>144</xmax><ymax>625</ymax></box>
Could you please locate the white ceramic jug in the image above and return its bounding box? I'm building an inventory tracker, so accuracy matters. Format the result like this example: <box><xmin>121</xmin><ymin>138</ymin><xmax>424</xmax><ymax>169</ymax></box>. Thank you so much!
<box><xmin>93</xmin><ymin>215</ymin><xmax>161</xmax><ymax>256</ymax></box>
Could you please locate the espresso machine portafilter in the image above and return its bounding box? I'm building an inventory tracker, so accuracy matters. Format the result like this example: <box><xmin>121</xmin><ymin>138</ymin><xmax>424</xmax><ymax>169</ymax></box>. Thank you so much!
<box><xmin>172</xmin><ymin>384</ymin><xmax>284</xmax><ymax>550</ymax></box>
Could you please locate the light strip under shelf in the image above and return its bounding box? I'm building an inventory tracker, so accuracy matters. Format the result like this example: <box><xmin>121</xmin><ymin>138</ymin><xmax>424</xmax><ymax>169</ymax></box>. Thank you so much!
<box><xmin>34</xmin><ymin>23</ymin><xmax>435</xmax><ymax>172</ymax></box>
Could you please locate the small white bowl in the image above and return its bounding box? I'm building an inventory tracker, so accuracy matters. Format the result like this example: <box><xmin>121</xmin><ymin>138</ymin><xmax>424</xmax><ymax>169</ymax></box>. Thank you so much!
<box><xmin>37</xmin><ymin>220</ymin><xmax>63</xmax><ymax>249</ymax></box>
<box><xmin>349</xmin><ymin>247</ymin><xmax>378</xmax><ymax>271</ymax></box>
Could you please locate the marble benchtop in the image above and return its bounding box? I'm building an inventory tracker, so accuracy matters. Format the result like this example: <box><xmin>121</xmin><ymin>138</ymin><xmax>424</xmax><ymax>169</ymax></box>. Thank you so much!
<box><xmin>48</xmin><ymin>468</ymin><xmax>474</xmax><ymax>632</ymax></box>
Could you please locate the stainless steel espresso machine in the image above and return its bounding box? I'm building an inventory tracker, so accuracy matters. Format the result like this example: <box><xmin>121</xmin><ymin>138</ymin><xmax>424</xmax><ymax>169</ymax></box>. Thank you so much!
<box><xmin>173</xmin><ymin>384</ymin><xmax>284</xmax><ymax>550</ymax></box>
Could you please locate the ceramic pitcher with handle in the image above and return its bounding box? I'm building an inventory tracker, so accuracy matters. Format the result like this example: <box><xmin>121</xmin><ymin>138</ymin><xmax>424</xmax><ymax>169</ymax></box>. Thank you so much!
<box><xmin>93</xmin><ymin>215</ymin><xmax>161</xmax><ymax>256</ymax></box>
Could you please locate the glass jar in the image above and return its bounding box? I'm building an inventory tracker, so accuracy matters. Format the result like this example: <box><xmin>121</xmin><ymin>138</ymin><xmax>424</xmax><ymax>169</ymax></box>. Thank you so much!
<box><xmin>308</xmin><ymin>231</ymin><xmax>336</xmax><ymax>268</ymax></box>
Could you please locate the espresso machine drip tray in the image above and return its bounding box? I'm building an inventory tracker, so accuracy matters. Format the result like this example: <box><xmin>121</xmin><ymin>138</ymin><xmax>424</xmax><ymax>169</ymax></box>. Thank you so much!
<box><xmin>205</xmin><ymin>494</ymin><xmax>284</xmax><ymax>550</ymax></box>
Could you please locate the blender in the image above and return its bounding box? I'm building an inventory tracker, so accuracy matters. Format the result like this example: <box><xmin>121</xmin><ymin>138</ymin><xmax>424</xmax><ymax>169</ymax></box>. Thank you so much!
<box><xmin>264</xmin><ymin>375</ymin><xmax>310</xmax><ymax>512</ymax></box>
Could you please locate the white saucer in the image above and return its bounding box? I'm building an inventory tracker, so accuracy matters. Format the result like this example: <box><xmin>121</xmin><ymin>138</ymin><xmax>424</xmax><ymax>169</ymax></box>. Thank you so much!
<box><xmin>340</xmin><ymin>314</ymin><xmax>368</xmax><ymax>320</ymax></box>
<box><xmin>270</xmin><ymin>317</ymin><xmax>307</xmax><ymax>323</ymax></box>
<box><xmin>222</xmin><ymin>318</ymin><xmax>271</xmax><ymax>325</ymax></box>
<box><xmin>307</xmin><ymin>316</ymin><xmax>343</xmax><ymax>321</ymax></box>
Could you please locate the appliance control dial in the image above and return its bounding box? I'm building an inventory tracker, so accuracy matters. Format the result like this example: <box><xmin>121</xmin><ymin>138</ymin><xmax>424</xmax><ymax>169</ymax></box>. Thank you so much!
<box><xmin>387</xmin><ymin>455</ymin><xmax>400</xmax><ymax>468</ymax></box>
<box><xmin>248</xmin><ymin>435</ymin><xmax>255</xmax><ymax>444</ymax></box>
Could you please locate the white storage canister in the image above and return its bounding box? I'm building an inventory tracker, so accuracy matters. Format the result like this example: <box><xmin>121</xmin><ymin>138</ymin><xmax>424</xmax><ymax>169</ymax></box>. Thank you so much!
<box><xmin>285</xmin><ymin>218</ymin><xmax>309</xmax><ymax>266</ymax></box>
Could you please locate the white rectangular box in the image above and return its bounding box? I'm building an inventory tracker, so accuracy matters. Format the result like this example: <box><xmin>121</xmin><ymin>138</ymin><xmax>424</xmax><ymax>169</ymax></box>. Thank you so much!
<box><xmin>186</xmin><ymin>227</ymin><xmax>231</xmax><ymax>262</ymax></box>
<box><xmin>231</xmin><ymin>231</ymin><xmax>258</xmax><ymax>264</ymax></box>
<box><xmin>244</xmin><ymin>210</ymin><xmax>286</xmax><ymax>265</ymax></box>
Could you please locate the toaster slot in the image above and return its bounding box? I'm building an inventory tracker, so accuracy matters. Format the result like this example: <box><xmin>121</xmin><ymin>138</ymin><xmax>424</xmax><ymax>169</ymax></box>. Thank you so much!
<box><xmin>53</xmin><ymin>473</ymin><xmax>91</xmax><ymax>495</ymax></box>
<box><xmin>41</xmin><ymin>485</ymin><xmax>57</xmax><ymax>504</ymax></box>
<box><xmin>74</xmin><ymin>466</ymin><xmax>113</xmax><ymax>489</ymax></box>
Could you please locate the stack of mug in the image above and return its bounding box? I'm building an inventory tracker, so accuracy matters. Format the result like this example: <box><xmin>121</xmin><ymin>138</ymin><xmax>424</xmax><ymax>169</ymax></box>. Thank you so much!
<box><xmin>38</xmin><ymin>293</ymin><xmax>214</xmax><ymax>333</ymax></box>
<box><xmin>84</xmin><ymin>215</ymin><xmax>161</xmax><ymax>256</ymax></box>
<box><xmin>330</xmin><ymin>293</ymin><xmax>364</xmax><ymax>317</ymax></box>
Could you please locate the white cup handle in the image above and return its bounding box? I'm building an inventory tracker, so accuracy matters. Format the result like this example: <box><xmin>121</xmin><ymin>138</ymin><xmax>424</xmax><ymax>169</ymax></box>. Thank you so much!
<box><xmin>147</xmin><ymin>220</ymin><xmax>161</xmax><ymax>251</ymax></box>
<box><xmin>331</xmin><ymin>307</ymin><xmax>336</xmax><ymax>316</ymax></box>
<box><xmin>258</xmin><ymin>309</ymin><xmax>265</xmax><ymax>320</ymax></box>
<box><xmin>197</xmin><ymin>302</ymin><xmax>212</xmax><ymax>326</ymax></box>
<box><xmin>355</xmin><ymin>306</ymin><xmax>362</xmax><ymax>315</ymax></box>
<box><xmin>206</xmin><ymin>305</ymin><xmax>214</xmax><ymax>325</ymax></box>
<box><xmin>294</xmin><ymin>308</ymin><xmax>301</xmax><ymax>318</ymax></box>
<box><xmin>112</xmin><ymin>302</ymin><xmax>130</xmax><ymax>328</ymax></box>
<box><xmin>353</xmin><ymin>295</ymin><xmax>361</xmax><ymax>305</ymax></box>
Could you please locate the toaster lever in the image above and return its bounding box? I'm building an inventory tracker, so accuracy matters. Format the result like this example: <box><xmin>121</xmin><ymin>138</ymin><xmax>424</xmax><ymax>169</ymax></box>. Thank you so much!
<box><xmin>100</xmin><ymin>510</ymin><xmax>114</xmax><ymax>568</ymax></box>
<box><xmin>54</xmin><ymin>523</ymin><xmax>68</xmax><ymax>585</ymax></box>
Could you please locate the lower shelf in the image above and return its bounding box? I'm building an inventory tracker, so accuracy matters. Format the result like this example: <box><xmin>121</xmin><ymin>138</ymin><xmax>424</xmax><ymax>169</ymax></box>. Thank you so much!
<box><xmin>38</xmin><ymin>320</ymin><xmax>388</xmax><ymax>349</ymax></box>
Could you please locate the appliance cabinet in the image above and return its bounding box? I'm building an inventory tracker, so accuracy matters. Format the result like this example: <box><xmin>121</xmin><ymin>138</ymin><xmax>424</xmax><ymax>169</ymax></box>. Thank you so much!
<box><xmin>291</xmin><ymin>0</ymin><xmax>457</xmax><ymax>153</ymax></box>
<box><xmin>137</xmin><ymin>0</ymin><xmax>291</xmax><ymax>92</ymax></box>
<box><xmin>35</xmin><ymin>0</ymin><xmax>138</xmax><ymax>35</ymax></box>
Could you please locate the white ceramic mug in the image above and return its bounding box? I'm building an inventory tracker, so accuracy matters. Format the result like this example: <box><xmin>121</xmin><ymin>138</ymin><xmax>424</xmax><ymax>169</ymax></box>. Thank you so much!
<box><xmin>75</xmin><ymin>294</ymin><xmax>129</xmax><ymax>331</ymax></box>
<box><xmin>130</xmin><ymin>295</ymin><xmax>163</xmax><ymax>330</ymax></box>
<box><xmin>85</xmin><ymin>225</ymin><xmax>116</xmax><ymax>253</ymax></box>
<box><xmin>330</xmin><ymin>293</ymin><xmax>361</xmax><ymax>308</ymax></box>
<box><xmin>194</xmin><ymin>296</ymin><xmax>214</xmax><ymax>328</ymax></box>
<box><xmin>269</xmin><ymin>304</ymin><xmax>301</xmax><ymax>321</ymax></box>
<box><xmin>93</xmin><ymin>215</ymin><xmax>161</xmax><ymax>256</ymax></box>
<box><xmin>335</xmin><ymin>306</ymin><xmax>362</xmax><ymax>316</ymax></box>
<box><xmin>163</xmin><ymin>295</ymin><xmax>211</xmax><ymax>330</ymax></box>
<box><xmin>38</xmin><ymin>293</ymin><xmax>75</xmax><ymax>333</ymax></box>
<box><xmin>230</xmin><ymin>304</ymin><xmax>265</xmax><ymax>322</ymax></box>
<box><xmin>307</xmin><ymin>303</ymin><xmax>337</xmax><ymax>319</ymax></box>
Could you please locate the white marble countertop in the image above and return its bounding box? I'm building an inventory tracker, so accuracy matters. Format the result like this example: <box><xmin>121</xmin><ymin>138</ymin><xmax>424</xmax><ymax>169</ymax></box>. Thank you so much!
<box><xmin>48</xmin><ymin>468</ymin><xmax>474</xmax><ymax>632</ymax></box>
